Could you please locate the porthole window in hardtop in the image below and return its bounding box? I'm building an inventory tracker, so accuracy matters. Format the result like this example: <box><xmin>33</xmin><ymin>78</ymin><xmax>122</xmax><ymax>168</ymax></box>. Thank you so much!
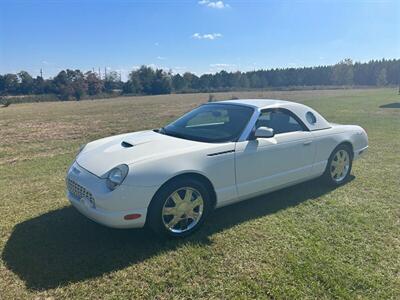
<box><xmin>306</xmin><ymin>111</ymin><xmax>317</xmax><ymax>125</ymax></box>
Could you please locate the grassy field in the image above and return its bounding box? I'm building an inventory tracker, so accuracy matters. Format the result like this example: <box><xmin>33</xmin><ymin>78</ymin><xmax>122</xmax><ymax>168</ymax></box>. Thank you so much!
<box><xmin>0</xmin><ymin>88</ymin><xmax>399</xmax><ymax>299</ymax></box>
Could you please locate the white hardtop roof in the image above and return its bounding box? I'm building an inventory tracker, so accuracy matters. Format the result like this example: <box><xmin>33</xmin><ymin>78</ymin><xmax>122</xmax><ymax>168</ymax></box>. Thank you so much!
<box><xmin>215</xmin><ymin>99</ymin><xmax>296</xmax><ymax>109</ymax></box>
<box><xmin>212</xmin><ymin>98</ymin><xmax>332</xmax><ymax>131</ymax></box>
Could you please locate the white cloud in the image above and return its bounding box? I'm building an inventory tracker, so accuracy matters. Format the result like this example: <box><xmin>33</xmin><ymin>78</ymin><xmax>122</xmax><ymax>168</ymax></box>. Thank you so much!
<box><xmin>210</xmin><ymin>63</ymin><xmax>235</xmax><ymax>68</ymax></box>
<box><xmin>192</xmin><ymin>33</ymin><xmax>202</xmax><ymax>39</ymax></box>
<box><xmin>209</xmin><ymin>63</ymin><xmax>237</xmax><ymax>72</ymax></box>
<box><xmin>171</xmin><ymin>66</ymin><xmax>187</xmax><ymax>74</ymax></box>
<box><xmin>198</xmin><ymin>0</ymin><xmax>230</xmax><ymax>9</ymax></box>
<box><xmin>145</xmin><ymin>64</ymin><xmax>170</xmax><ymax>70</ymax></box>
<box><xmin>41</xmin><ymin>60</ymin><xmax>58</xmax><ymax>67</ymax></box>
<box><xmin>114</xmin><ymin>68</ymin><xmax>128</xmax><ymax>81</ymax></box>
<box><xmin>192</xmin><ymin>33</ymin><xmax>222</xmax><ymax>40</ymax></box>
<box><xmin>147</xmin><ymin>63</ymin><xmax>158</xmax><ymax>69</ymax></box>
<box><xmin>156</xmin><ymin>56</ymin><xmax>166</xmax><ymax>60</ymax></box>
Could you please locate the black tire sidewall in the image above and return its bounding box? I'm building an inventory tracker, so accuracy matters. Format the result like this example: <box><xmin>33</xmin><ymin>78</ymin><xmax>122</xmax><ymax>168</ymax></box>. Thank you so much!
<box><xmin>147</xmin><ymin>178</ymin><xmax>212</xmax><ymax>238</ymax></box>
<box><xmin>324</xmin><ymin>144</ymin><xmax>353</xmax><ymax>186</ymax></box>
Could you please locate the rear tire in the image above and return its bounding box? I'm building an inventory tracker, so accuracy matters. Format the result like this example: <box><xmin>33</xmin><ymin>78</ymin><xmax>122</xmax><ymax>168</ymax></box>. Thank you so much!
<box><xmin>323</xmin><ymin>144</ymin><xmax>353</xmax><ymax>186</ymax></box>
<box><xmin>147</xmin><ymin>178</ymin><xmax>212</xmax><ymax>238</ymax></box>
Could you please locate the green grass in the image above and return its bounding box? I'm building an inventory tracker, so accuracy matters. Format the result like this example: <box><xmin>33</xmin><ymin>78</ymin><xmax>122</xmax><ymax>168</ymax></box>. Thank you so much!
<box><xmin>0</xmin><ymin>88</ymin><xmax>399</xmax><ymax>299</ymax></box>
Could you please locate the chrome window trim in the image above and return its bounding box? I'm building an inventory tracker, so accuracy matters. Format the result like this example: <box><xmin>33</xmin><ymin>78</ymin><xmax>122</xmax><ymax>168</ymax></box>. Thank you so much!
<box><xmin>237</xmin><ymin>108</ymin><xmax>261</xmax><ymax>142</ymax></box>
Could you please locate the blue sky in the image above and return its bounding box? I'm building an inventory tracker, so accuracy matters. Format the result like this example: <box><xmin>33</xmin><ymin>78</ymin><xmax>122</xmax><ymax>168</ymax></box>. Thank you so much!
<box><xmin>0</xmin><ymin>0</ymin><xmax>399</xmax><ymax>79</ymax></box>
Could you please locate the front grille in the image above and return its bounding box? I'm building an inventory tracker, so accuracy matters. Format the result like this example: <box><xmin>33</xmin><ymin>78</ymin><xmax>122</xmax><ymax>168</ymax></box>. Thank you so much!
<box><xmin>67</xmin><ymin>177</ymin><xmax>95</xmax><ymax>204</ymax></box>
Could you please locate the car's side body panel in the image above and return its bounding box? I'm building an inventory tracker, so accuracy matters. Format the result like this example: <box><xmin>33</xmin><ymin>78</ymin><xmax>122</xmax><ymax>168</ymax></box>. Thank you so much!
<box><xmin>233</xmin><ymin>131</ymin><xmax>315</xmax><ymax>203</ymax></box>
<box><xmin>310</xmin><ymin>124</ymin><xmax>368</xmax><ymax>175</ymax></box>
<box><xmin>124</xmin><ymin>142</ymin><xmax>238</xmax><ymax>205</ymax></box>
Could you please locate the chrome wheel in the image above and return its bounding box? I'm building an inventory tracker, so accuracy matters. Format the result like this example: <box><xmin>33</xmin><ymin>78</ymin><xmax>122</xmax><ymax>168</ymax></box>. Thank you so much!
<box><xmin>162</xmin><ymin>187</ymin><xmax>204</xmax><ymax>234</ymax></box>
<box><xmin>330</xmin><ymin>149</ymin><xmax>350</xmax><ymax>182</ymax></box>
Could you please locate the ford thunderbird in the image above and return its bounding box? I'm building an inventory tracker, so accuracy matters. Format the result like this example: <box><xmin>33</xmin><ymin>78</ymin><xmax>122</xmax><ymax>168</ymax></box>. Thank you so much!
<box><xmin>66</xmin><ymin>99</ymin><xmax>368</xmax><ymax>237</ymax></box>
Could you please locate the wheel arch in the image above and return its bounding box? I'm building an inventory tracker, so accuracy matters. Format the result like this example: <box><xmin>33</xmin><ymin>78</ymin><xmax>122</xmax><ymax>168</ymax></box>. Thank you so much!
<box><xmin>323</xmin><ymin>140</ymin><xmax>354</xmax><ymax>185</ymax></box>
<box><xmin>324</xmin><ymin>140</ymin><xmax>354</xmax><ymax>174</ymax></box>
<box><xmin>147</xmin><ymin>172</ymin><xmax>218</xmax><ymax>214</ymax></box>
<box><xmin>337</xmin><ymin>140</ymin><xmax>354</xmax><ymax>158</ymax></box>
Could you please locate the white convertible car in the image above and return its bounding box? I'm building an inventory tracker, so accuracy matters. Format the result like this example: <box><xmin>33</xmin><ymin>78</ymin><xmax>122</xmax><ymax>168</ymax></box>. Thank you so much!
<box><xmin>66</xmin><ymin>99</ymin><xmax>368</xmax><ymax>237</ymax></box>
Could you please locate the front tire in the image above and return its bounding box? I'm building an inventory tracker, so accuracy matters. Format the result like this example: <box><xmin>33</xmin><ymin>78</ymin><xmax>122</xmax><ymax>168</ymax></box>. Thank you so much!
<box><xmin>323</xmin><ymin>144</ymin><xmax>353</xmax><ymax>186</ymax></box>
<box><xmin>147</xmin><ymin>178</ymin><xmax>212</xmax><ymax>238</ymax></box>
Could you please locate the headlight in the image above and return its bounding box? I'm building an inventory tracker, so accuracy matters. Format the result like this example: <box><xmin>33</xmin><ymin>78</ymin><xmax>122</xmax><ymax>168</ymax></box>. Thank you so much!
<box><xmin>106</xmin><ymin>164</ymin><xmax>129</xmax><ymax>190</ymax></box>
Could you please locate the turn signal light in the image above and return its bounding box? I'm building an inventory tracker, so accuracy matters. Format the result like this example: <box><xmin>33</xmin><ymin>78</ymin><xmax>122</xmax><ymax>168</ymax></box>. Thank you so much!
<box><xmin>124</xmin><ymin>213</ymin><xmax>141</xmax><ymax>220</ymax></box>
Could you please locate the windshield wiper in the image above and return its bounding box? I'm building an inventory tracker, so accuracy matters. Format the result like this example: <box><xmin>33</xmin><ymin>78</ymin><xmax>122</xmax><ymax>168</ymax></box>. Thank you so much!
<box><xmin>154</xmin><ymin>127</ymin><xmax>166</xmax><ymax>134</ymax></box>
<box><xmin>156</xmin><ymin>127</ymin><xmax>184</xmax><ymax>139</ymax></box>
<box><xmin>156</xmin><ymin>127</ymin><xmax>206</xmax><ymax>141</ymax></box>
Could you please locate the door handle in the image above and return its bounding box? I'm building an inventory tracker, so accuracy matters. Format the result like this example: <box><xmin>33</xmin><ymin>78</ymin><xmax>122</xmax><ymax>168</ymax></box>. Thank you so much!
<box><xmin>303</xmin><ymin>140</ymin><xmax>312</xmax><ymax>145</ymax></box>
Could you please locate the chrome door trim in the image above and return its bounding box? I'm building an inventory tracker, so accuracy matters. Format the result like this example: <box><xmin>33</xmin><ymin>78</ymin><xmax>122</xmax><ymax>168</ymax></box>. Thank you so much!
<box><xmin>237</xmin><ymin>108</ymin><xmax>261</xmax><ymax>142</ymax></box>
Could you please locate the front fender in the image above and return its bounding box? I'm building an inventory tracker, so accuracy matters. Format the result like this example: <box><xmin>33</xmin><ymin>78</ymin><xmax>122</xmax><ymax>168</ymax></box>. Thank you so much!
<box><xmin>123</xmin><ymin>147</ymin><xmax>237</xmax><ymax>205</ymax></box>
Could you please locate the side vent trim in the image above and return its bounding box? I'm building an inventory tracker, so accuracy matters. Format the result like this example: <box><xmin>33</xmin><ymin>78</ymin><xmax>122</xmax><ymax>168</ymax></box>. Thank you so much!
<box><xmin>207</xmin><ymin>150</ymin><xmax>235</xmax><ymax>157</ymax></box>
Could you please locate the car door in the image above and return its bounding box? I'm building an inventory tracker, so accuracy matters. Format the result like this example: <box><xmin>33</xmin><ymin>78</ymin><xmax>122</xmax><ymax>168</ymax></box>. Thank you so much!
<box><xmin>234</xmin><ymin>108</ymin><xmax>316</xmax><ymax>199</ymax></box>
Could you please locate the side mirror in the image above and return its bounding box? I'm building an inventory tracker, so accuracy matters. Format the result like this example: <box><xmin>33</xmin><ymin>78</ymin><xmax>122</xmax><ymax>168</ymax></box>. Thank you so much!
<box><xmin>254</xmin><ymin>126</ymin><xmax>274</xmax><ymax>138</ymax></box>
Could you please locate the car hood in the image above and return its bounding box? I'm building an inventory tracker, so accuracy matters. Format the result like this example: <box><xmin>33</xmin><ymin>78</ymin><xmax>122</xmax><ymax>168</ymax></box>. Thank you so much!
<box><xmin>76</xmin><ymin>130</ymin><xmax>220</xmax><ymax>177</ymax></box>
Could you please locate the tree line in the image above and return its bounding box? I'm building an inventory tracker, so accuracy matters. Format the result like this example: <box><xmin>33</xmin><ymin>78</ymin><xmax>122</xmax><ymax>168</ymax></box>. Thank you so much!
<box><xmin>0</xmin><ymin>58</ymin><xmax>398</xmax><ymax>101</ymax></box>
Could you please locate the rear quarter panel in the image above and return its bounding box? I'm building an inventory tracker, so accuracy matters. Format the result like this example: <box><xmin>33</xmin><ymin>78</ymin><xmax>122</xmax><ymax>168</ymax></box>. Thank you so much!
<box><xmin>311</xmin><ymin>124</ymin><xmax>368</xmax><ymax>175</ymax></box>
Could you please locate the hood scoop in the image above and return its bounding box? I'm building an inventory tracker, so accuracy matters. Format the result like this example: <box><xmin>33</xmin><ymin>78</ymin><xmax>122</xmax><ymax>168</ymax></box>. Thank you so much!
<box><xmin>121</xmin><ymin>141</ymin><xmax>134</xmax><ymax>148</ymax></box>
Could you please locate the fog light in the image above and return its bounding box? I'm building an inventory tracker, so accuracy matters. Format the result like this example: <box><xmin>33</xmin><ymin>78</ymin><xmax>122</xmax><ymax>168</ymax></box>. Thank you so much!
<box><xmin>124</xmin><ymin>213</ymin><xmax>141</xmax><ymax>220</ymax></box>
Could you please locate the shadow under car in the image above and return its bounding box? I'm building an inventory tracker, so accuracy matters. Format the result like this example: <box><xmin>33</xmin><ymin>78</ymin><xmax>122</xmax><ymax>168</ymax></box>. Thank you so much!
<box><xmin>379</xmin><ymin>102</ymin><xmax>400</xmax><ymax>108</ymax></box>
<box><xmin>2</xmin><ymin>176</ymin><xmax>353</xmax><ymax>290</ymax></box>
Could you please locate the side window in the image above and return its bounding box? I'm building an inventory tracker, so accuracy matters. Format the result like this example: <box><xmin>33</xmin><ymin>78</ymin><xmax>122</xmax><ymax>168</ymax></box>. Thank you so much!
<box><xmin>186</xmin><ymin>109</ymin><xmax>229</xmax><ymax>127</ymax></box>
<box><xmin>256</xmin><ymin>110</ymin><xmax>304</xmax><ymax>134</ymax></box>
<box><xmin>255</xmin><ymin>111</ymin><xmax>272</xmax><ymax>128</ymax></box>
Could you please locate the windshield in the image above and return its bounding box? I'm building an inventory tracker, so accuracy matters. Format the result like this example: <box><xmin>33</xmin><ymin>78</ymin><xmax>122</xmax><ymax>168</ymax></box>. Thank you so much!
<box><xmin>160</xmin><ymin>104</ymin><xmax>254</xmax><ymax>143</ymax></box>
